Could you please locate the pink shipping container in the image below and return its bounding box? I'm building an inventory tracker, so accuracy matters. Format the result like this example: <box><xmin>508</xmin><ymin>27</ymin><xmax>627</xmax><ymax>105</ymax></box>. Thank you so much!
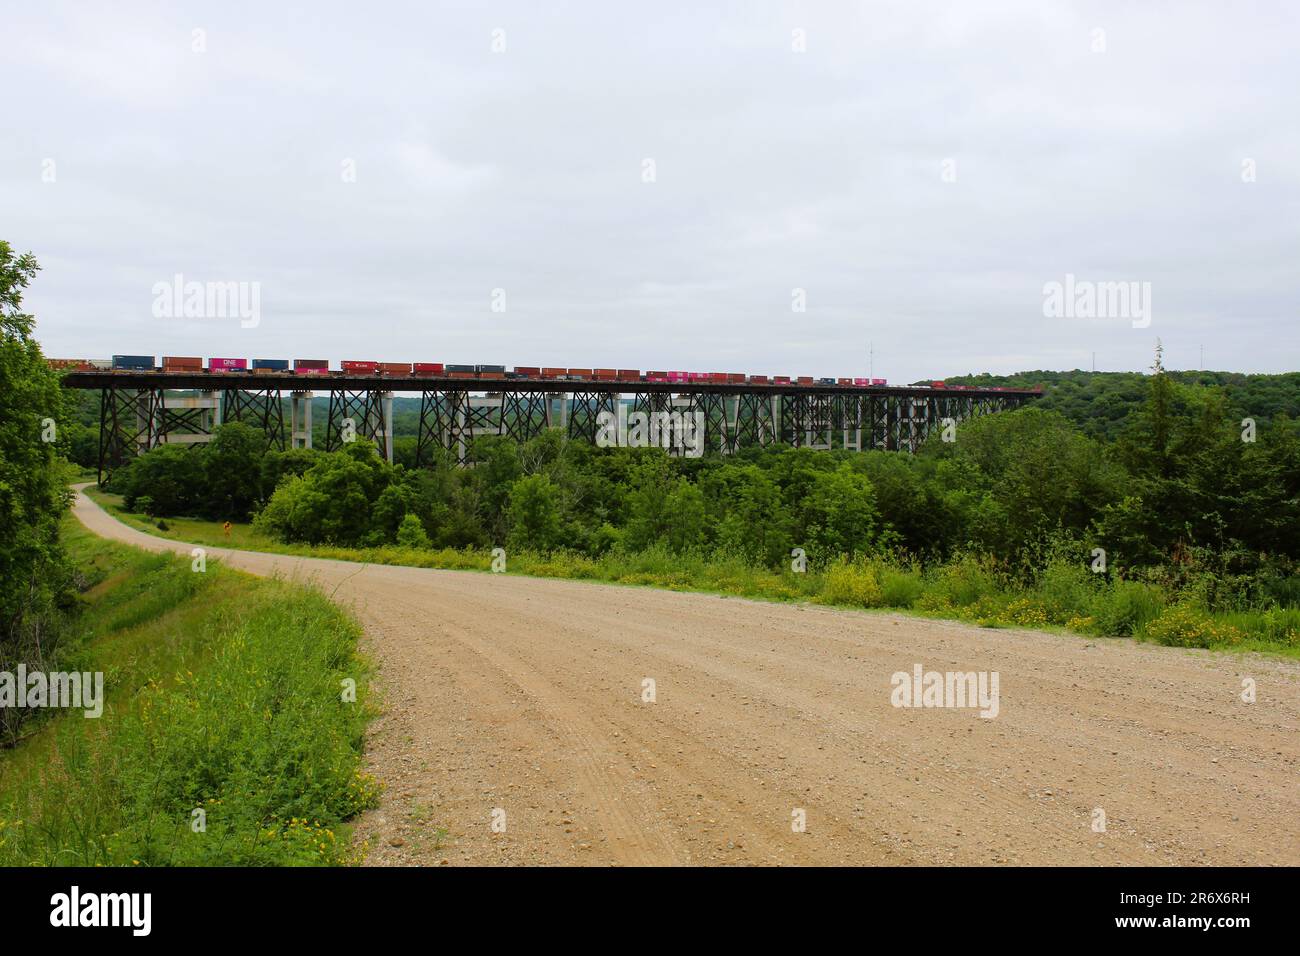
<box><xmin>871</xmin><ymin>378</ymin><xmax>887</xmax><ymax>385</ymax></box>
<box><xmin>209</xmin><ymin>357</ymin><xmax>248</xmax><ymax>371</ymax></box>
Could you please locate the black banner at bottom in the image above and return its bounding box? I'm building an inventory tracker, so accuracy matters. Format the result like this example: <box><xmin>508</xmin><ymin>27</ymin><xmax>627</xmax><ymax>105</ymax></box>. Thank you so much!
<box><xmin>1</xmin><ymin>865</ymin><xmax>1284</xmax><ymax>942</ymax></box>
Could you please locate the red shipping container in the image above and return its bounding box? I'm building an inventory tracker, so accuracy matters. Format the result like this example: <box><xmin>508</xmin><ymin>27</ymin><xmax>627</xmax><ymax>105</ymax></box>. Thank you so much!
<box><xmin>514</xmin><ymin>366</ymin><xmax>541</xmax><ymax>376</ymax></box>
<box><xmin>413</xmin><ymin>362</ymin><xmax>444</xmax><ymax>376</ymax></box>
<box><xmin>567</xmin><ymin>368</ymin><xmax>592</xmax><ymax>377</ymax></box>
<box><xmin>750</xmin><ymin>374</ymin><xmax>769</xmax><ymax>384</ymax></box>
<box><xmin>617</xmin><ymin>369</ymin><xmax>640</xmax><ymax>379</ymax></box>
<box><xmin>341</xmin><ymin>361</ymin><xmax>380</xmax><ymax>373</ymax></box>
<box><xmin>774</xmin><ymin>376</ymin><xmax>792</xmax><ymax>385</ymax></box>
<box><xmin>379</xmin><ymin>362</ymin><xmax>412</xmax><ymax>375</ymax></box>
<box><xmin>797</xmin><ymin>376</ymin><xmax>814</xmax><ymax>385</ymax></box>
<box><xmin>541</xmin><ymin>367</ymin><xmax>565</xmax><ymax>378</ymax></box>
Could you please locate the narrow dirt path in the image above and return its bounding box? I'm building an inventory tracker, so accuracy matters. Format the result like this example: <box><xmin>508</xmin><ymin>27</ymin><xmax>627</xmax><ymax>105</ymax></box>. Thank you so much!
<box><xmin>72</xmin><ymin>487</ymin><xmax>1300</xmax><ymax>866</ymax></box>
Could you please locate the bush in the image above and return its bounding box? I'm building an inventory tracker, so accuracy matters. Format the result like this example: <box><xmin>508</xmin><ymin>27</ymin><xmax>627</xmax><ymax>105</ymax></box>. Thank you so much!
<box><xmin>1032</xmin><ymin>557</ymin><xmax>1098</xmax><ymax>624</ymax></box>
<box><xmin>921</xmin><ymin>554</ymin><xmax>1002</xmax><ymax>608</ymax></box>
<box><xmin>878</xmin><ymin>561</ymin><xmax>925</xmax><ymax>608</ymax></box>
<box><xmin>1090</xmin><ymin>579</ymin><xmax>1165</xmax><ymax>636</ymax></box>
<box><xmin>1141</xmin><ymin>605</ymin><xmax>1246</xmax><ymax>648</ymax></box>
<box><xmin>820</xmin><ymin>558</ymin><xmax>884</xmax><ymax>607</ymax></box>
<box><xmin>395</xmin><ymin>513</ymin><xmax>431</xmax><ymax>549</ymax></box>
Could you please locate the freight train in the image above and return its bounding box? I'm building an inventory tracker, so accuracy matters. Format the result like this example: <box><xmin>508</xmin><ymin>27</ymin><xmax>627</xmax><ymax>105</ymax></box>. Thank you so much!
<box><xmin>48</xmin><ymin>356</ymin><xmax>894</xmax><ymax>387</ymax></box>
<box><xmin>46</xmin><ymin>356</ymin><xmax>1037</xmax><ymax>392</ymax></box>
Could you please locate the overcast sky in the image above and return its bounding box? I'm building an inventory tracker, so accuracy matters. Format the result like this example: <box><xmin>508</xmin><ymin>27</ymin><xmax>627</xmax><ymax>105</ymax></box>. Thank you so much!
<box><xmin>4</xmin><ymin>1</ymin><xmax>1297</xmax><ymax>384</ymax></box>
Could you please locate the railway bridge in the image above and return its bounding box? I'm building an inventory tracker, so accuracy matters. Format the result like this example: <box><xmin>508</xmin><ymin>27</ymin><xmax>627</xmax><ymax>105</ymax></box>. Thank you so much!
<box><xmin>59</xmin><ymin>369</ymin><xmax>1039</xmax><ymax>479</ymax></box>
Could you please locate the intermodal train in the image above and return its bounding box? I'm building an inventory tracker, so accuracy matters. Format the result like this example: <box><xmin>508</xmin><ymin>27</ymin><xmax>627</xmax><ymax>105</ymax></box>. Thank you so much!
<box><xmin>47</xmin><ymin>355</ymin><xmax>895</xmax><ymax>387</ymax></box>
<box><xmin>46</xmin><ymin>356</ymin><xmax>1038</xmax><ymax>392</ymax></box>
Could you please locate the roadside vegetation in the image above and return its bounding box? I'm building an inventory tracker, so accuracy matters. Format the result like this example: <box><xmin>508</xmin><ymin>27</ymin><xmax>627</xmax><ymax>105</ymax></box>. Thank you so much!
<box><xmin>0</xmin><ymin>518</ymin><xmax>377</xmax><ymax>865</ymax></box>
<box><xmin>90</xmin><ymin>354</ymin><xmax>1300</xmax><ymax>657</ymax></box>
<box><xmin>0</xmin><ymin>243</ymin><xmax>377</xmax><ymax>865</ymax></box>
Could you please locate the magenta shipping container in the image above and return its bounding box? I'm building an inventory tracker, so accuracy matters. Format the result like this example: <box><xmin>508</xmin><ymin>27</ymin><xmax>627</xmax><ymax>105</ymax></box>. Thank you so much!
<box><xmin>209</xmin><ymin>357</ymin><xmax>248</xmax><ymax>371</ymax></box>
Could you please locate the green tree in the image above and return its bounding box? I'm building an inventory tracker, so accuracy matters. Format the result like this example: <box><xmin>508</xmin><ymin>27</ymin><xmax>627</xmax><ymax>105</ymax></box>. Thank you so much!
<box><xmin>0</xmin><ymin>242</ymin><xmax>73</xmax><ymax>741</ymax></box>
<box><xmin>203</xmin><ymin>422</ymin><xmax>266</xmax><ymax>519</ymax></box>
<box><xmin>507</xmin><ymin>474</ymin><xmax>562</xmax><ymax>552</ymax></box>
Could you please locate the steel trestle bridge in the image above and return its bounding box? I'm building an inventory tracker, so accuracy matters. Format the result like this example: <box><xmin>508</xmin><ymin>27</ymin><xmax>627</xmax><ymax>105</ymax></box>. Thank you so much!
<box><xmin>60</xmin><ymin>371</ymin><xmax>1039</xmax><ymax>479</ymax></box>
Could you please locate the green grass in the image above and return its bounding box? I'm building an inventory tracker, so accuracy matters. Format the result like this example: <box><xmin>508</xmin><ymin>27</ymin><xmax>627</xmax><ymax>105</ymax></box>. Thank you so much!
<box><xmin>81</xmin><ymin>486</ymin><xmax>1300</xmax><ymax>659</ymax></box>
<box><xmin>0</xmin><ymin>515</ymin><xmax>378</xmax><ymax>866</ymax></box>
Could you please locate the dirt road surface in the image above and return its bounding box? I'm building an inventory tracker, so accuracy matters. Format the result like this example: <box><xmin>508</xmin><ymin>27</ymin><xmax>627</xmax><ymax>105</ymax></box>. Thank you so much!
<box><xmin>72</xmin><ymin>487</ymin><xmax>1299</xmax><ymax>866</ymax></box>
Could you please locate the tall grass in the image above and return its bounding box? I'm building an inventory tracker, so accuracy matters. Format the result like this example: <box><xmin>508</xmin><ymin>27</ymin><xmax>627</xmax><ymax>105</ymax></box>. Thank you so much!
<box><xmin>0</xmin><ymin>520</ymin><xmax>377</xmax><ymax>866</ymax></box>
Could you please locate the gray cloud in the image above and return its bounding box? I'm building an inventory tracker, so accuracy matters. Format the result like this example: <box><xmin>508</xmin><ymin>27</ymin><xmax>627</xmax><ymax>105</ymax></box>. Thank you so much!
<box><xmin>4</xmin><ymin>0</ymin><xmax>1297</xmax><ymax>384</ymax></box>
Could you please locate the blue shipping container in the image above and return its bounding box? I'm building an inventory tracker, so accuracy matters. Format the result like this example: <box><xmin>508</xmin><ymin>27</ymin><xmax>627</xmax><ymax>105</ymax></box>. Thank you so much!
<box><xmin>252</xmin><ymin>359</ymin><xmax>291</xmax><ymax>370</ymax></box>
<box><xmin>112</xmin><ymin>355</ymin><xmax>155</xmax><ymax>370</ymax></box>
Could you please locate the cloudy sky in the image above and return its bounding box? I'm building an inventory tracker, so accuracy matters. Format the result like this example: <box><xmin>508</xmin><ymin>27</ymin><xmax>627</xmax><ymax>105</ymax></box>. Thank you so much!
<box><xmin>4</xmin><ymin>0</ymin><xmax>1297</xmax><ymax>384</ymax></box>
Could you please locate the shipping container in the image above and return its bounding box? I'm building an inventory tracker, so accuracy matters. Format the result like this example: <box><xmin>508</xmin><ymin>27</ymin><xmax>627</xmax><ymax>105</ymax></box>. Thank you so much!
<box><xmin>646</xmin><ymin>373</ymin><xmax>668</xmax><ymax>382</ymax></box>
<box><xmin>341</xmin><ymin>361</ymin><xmax>380</xmax><ymax>373</ymax></box>
<box><xmin>871</xmin><ymin>378</ymin><xmax>887</xmax><ymax>385</ymax></box>
<box><xmin>447</xmin><ymin>370</ymin><xmax>478</xmax><ymax>379</ymax></box>
<box><xmin>88</xmin><ymin>358</ymin><xmax>113</xmax><ymax>370</ymax></box>
<box><xmin>513</xmin><ymin>366</ymin><xmax>541</xmax><ymax>376</ymax></box>
<box><xmin>378</xmin><ymin>362</ymin><xmax>412</xmax><ymax>375</ymax></box>
<box><xmin>112</xmin><ymin>355</ymin><xmax>155</xmax><ymax>371</ymax></box>
<box><xmin>749</xmin><ymin>374</ymin><xmax>769</xmax><ymax>384</ymax></box>
<box><xmin>252</xmin><ymin>359</ymin><xmax>290</xmax><ymax>371</ymax></box>
<box><xmin>773</xmin><ymin>375</ymin><xmax>792</xmax><ymax>385</ymax></box>
<box><xmin>477</xmin><ymin>364</ymin><xmax>506</xmax><ymax>374</ymax></box>
<box><xmin>413</xmin><ymin>362</ymin><xmax>444</xmax><ymax>376</ymax></box>
<box><xmin>540</xmin><ymin>367</ymin><xmax>566</xmax><ymax>378</ymax></box>
<box><xmin>445</xmin><ymin>364</ymin><xmax>474</xmax><ymax>373</ymax></box>
<box><xmin>617</xmin><ymin>369</ymin><xmax>641</xmax><ymax>380</ymax></box>
<box><xmin>567</xmin><ymin>368</ymin><xmax>592</xmax><ymax>377</ymax></box>
<box><xmin>211</xmin><ymin>357</ymin><xmax>249</xmax><ymax>371</ymax></box>
<box><xmin>931</xmin><ymin>381</ymin><xmax>946</xmax><ymax>388</ymax></box>
<box><xmin>797</xmin><ymin>376</ymin><xmax>814</xmax><ymax>385</ymax></box>
<box><xmin>163</xmin><ymin>356</ymin><xmax>203</xmax><ymax>370</ymax></box>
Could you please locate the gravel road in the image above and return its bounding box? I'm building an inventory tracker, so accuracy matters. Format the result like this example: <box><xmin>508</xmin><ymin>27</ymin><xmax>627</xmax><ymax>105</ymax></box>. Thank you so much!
<box><xmin>73</xmin><ymin>486</ymin><xmax>1300</xmax><ymax>866</ymax></box>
